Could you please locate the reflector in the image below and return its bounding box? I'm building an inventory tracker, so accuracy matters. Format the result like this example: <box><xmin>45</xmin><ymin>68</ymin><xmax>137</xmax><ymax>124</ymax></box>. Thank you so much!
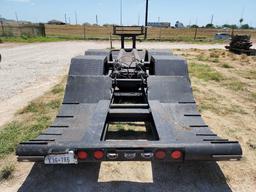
<box><xmin>94</xmin><ymin>150</ymin><xmax>104</xmax><ymax>160</ymax></box>
<box><xmin>171</xmin><ymin>150</ymin><xmax>182</xmax><ymax>160</ymax></box>
<box><xmin>77</xmin><ymin>150</ymin><xmax>88</xmax><ymax>160</ymax></box>
<box><xmin>155</xmin><ymin>150</ymin><xmax>166</xmax><ymax>159</ymax></box>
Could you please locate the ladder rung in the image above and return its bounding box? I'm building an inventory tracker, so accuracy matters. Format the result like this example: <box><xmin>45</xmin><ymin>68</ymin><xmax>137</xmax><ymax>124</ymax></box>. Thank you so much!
<box><xmin>110</xmin><ymin>104</ymin><xmax>149</xmax><ymax>108</ymax></box>
<box><xmin>109</xmin><ymin>108</ymin><xmax>149</xmax><ymax>114</ymax></box>
<box><xmin>114</xmin><ymin>92</ymin><xmax>143</xmax><ymax>97</ymax></box>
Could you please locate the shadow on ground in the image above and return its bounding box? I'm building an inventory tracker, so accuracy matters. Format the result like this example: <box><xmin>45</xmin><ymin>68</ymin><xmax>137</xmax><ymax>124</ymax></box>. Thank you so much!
<box><xmin>18</xmin><ymin>162</ymin><xmax>231</xmax><ymax>192</ymax></box>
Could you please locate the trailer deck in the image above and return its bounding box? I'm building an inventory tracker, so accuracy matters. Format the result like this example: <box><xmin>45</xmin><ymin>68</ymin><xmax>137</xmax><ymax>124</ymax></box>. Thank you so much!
<box><xmin>16</xmin><ymin>26</ymin><xmax>242</xmax><ymax>164</ymax></box>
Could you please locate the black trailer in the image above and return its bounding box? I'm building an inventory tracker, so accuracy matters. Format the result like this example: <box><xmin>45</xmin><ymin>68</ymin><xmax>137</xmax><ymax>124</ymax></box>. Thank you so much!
<box><xmin>16</xmin><ymin>26</ymin><xmax>242</xmax><ymax>164</ymax></box>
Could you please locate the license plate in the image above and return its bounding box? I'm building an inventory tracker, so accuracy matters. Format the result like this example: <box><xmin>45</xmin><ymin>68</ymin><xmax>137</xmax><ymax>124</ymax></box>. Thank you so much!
<box><xmin>44</xmin><ymin>151</ymin><xmax>77</xmax><ymax>164</ymax></box>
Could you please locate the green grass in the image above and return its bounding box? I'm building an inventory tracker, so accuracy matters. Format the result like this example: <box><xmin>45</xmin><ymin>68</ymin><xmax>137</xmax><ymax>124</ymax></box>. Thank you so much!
<box><xmin>240</xmin><ymin>70</ymin><xmax>256</xmax><ymax>80</ymax></box>
<box><xmin>250</xmin><ymin>92</ymin><xmax>256</xmax><ymax>102</ymax></box>
<box><xmin>221</xmin><ymin>79</ymin><xmax>247</xmax><ymax>91</ymax></box>
<box><xmin>209</xmin><ymin>52</ymin><xmax>220</xmax><ymax>58</ymax></box>
<box><xmin>0</xmin><ymin>164</ymin><xmax>15</xmax><ymax>181</ymax></box>
<box><xmin>0</xmin><ymin>116</ymin><xmax>51</xmax><ymax>158</ymax></box>
<box><xmin>0</xmin><ymin>81</ymin><xmax>65</xmax><ymax>159</ymax></box>
<box><xmin>197</xmin><ymin>54</ymin><xmax>209</xmax><ymax>62</ymax></box>
<box><xmin>221</xmin><ymin>63</ymin><xmax>233</xmax><ymax>68</ymax></box>
<box><xmin>197</xmin><ymin>97</ymin><xmax>219</xmax><ymax>113</ymax></box>
<box><xmin>189</xmin><ymin>63</ymin><xmax>224</xmax><ymax>82</ymax></box>
<box><xmin>51</xmin><ymin>83</ymin><xmax>65</xmax><ymax>94</ymax></box>
<box><xmin>0</xmin><ymin>35</ymin><xmax>114</xmax><ymax>43</ymax></box>
<box><xmin>19</xmin><ymin>102</ymin><xmax>45</xmax><ymax>114</ymax></box>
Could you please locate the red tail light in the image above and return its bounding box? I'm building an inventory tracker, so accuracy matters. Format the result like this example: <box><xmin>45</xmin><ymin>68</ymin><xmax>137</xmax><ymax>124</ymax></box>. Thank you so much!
<box><xmin>94</xmin><ymin>150</ymin><xmax>104</xmax><ymax>160</ymax></box>
<box><xmin>171</xmin><ymin>150</ymin><xmax>183</xmax><ymax>160</ymax></box>
<box><xmin>155</xmin><ymin>150</ymin><xmax>166</xmax><ymax>160</ymax></box>
<box><xmin>77</xmin><ymin>150</ymin><xmax>88</xmax><ymax>160</ymax></box>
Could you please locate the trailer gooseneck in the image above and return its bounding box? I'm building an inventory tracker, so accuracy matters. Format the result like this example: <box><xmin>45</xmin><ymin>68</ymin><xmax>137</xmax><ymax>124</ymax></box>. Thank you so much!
<box><xmin>16</xmin><ymin>26</ymin><xmax>242</xmax><ymax>164</ymax></box>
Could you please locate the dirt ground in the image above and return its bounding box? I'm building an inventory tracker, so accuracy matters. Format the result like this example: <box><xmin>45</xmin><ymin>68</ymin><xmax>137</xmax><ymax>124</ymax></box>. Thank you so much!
<box><xmin>0</xmin><ymin>41</ymin><xmax>256</xmax><ymax>192</ymax></box>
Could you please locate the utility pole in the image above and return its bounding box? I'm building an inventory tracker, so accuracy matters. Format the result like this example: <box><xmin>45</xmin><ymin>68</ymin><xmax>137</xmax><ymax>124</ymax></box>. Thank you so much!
<box><xmin>138</xmin><ymin>14</ymin><xmax>140</xmax><ymax>26</ymax></box>
<box><xmin>144</xmin><ymin>0</ymin><xmax>149</xmax><ymax>40</ymax></box>
<box><xmin>120</xmin><ymin>0</ymin><xmax>123</xmax><ymax>25</ymax></box>
<box><xmin>210</xmin><ymin>14</ymin><xmax>214</xmax><ymax>25</ymax></box>
<box><xmin>15</xmin><ymin>12</ymin><xmax>22</xmax><ymax>35</ymax></box>
<box><xmin>64</xmin><ymin>13</ymin><xmax>67</xmax><ymax>24</ymax></box>
<box><xmin>15</xmin><ymin>12</ymin><xmax>19</xmax><ymax>23</ymax></box>
<box><xmin>96</xmin><ymin>14</ymin><xmax>98</xmax><ymax>25</ymax></box>
<box><xmin>75</xmin><ymin>11</ymin><xmax>78</xmax><ymax>25</ymax></box>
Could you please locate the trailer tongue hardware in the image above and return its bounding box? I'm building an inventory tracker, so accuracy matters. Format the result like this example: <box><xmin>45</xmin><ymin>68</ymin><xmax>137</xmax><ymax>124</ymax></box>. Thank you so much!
<box><xmin>16</xmin><ymin>26</ymin><xmax>242</xmax><ymax>164</ymax></box>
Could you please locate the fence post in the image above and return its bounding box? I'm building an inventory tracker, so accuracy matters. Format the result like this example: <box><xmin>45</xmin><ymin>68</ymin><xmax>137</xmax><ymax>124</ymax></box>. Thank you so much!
<box><xmin>109</xmin><ymin>32</ymin><xmax>113</xmax><ymax>49</ymax></box>
<box><xmin>159</xmin><ymin>27</ymin><xmax>162</xmax><ymax>41</ymax></box>
<box><xmin>231</xmin><ymin>28</ymin><xmax>234</xmax><ymax>37</ymax></box>
<box><xmin>41</xmin><ymin>24</ymin><xmax>46</xmax><ymax>37</ymax></box>
<box><xmin>0</xmin><ymin>21</ymin><xmax>5</xmax><ymax>36</ymax></box>
<box><xmin>31</xmin><ymin>26</ymin><xmax>35</xmax><ymax>36</ymax></box>
<box><xmin>194</xmin><ymin>27</ymin><xmax>198</xmax><ymax>40</ymax></box>
<box><xmin>83</xmin><ymin>24</ymin><xmax>86</xmax><ymax>40</ymax></box>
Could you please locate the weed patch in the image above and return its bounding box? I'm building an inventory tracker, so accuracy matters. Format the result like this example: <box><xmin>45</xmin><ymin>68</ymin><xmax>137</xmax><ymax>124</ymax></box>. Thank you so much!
<box><xmin>189</xmin><ymin>63</ymin><xmax>224</xmax><ymax>82</ymax></box>
<box><xmin>222</xmin><ymin>79</ymin><xmax>247</xmax><ymax>91</ymax></box>
<box><xmin>221</xmin><ymin>63</ymin><xmax>233</xmax><ymax>68</ymax></box>
<box><xmin>0</xmin><ymin>80</ymin><xmax>65</xmax><ymax>159</ymax></box>
<box><xmin>0</xmin><ymin>164</ymin><xmax>15</xmax><ymax>181</ymax></box>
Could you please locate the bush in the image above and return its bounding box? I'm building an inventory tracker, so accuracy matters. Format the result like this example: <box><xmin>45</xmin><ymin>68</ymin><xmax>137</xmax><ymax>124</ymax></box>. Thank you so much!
<box><xmin>189</xmin><ymin>63</ymin><xmax>224</xmax><ymax>82</ymax></box>
<box><xmin>0</xmin><ymin>164</ymin><xmax>15</xmax><ymax>181</ymax></box>
<box><xmin>20</xmin><ymin>33</ymin><xmax>31</xmax><ymax>40</ymax></box>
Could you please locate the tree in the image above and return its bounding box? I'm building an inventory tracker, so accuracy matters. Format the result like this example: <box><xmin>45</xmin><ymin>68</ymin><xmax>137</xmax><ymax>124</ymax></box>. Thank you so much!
<box><xmin>205</xmin><ymin>23</ymin><xmax>215</xmax><ymax>28</ymax></box>
<box><xmin>190</xmin><ymin>24</ymin><xmax>199</xmax><ymax>28</ymax></box>
<box><xmin>103</xmin><ymin>24</ymin><xmax>113</xmax><ymax>27</ymax></box>
<box><xmin>222</xmin><ymin>24</ymin><xmax>238</xmax><ymax>29</ymax></box>
<box><xmin>240</xmin><ymin>24</ymin><xmax>250</xmax><ymax>29</ymax></box>
<box><xmin>239</xmin><ymin>18</ymin><xmax>244</xmax><ymax>26</ymax></box>
<box><xmin>83</xmin><ymin>22</ymin><xmax>91</xmax><ymax>26</ymax></box>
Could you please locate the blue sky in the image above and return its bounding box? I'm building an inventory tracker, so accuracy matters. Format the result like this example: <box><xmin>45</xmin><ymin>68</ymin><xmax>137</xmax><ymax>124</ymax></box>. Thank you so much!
<box><xmin>0</xmin><ymin>0</ymin><xmax>255</xmax><ymax>27</ymax></box>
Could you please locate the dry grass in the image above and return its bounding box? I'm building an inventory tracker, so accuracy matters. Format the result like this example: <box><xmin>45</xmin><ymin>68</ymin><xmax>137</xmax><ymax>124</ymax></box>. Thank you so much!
<box><xmin>174</xmin><ymin>48</ymin><xmax>256</xmax><ymax>191</ymax></box>
<box><xmin>44</xmin><ymin>25</ymin><xmax>256</xmax><ymax>42</ymax></box>
<box><xmin>2</xmin><ymin>24</ymin><xmax>256</xmax><ymax>43</ymax></box>
<box><xmin>0</xmin><ymin>164</ymin><xmax>15</xmax><ymax>181</ymax></box>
